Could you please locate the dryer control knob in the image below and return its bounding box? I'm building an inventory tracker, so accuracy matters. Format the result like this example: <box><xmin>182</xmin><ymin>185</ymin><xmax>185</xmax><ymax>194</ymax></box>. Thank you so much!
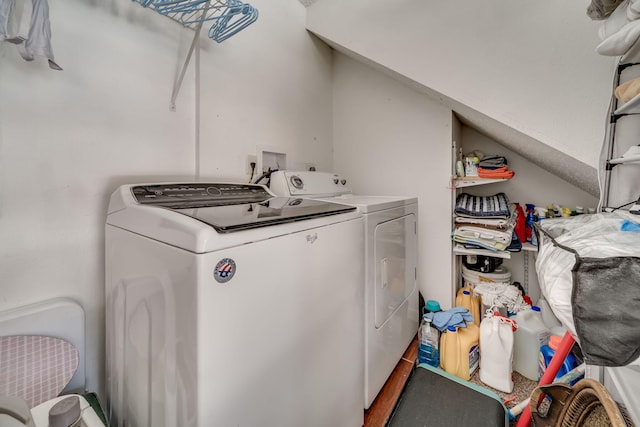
<box><xmin>340</xmin><ymin>179</ymin><xmax>347</xmax><ymax>185</ymax></box>
<box><xmin>290</xmin><ymin>176</ymin><xmax>304</xmax><ymax>189</ymax></box>
<box><xmin>333</xmin><ymin>179</ymin><xmax>339</xmax><ymax>184</ymax></box>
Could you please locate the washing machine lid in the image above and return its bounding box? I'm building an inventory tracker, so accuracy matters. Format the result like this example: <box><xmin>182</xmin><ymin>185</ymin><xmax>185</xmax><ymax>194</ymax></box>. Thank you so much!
<box><xmin>107</xmin><ymin>183</ymin><xmax>360</xmax><ymax>252</ymax></box>
<box><xmin>124</xmin><ymin>183</ymin><xmax>356</xmax><ymax>232</ymax></box>
<box><xmin>170</xmin><ymin>197</ymin><xmax>356</xmax><ymax>233</ymax></box>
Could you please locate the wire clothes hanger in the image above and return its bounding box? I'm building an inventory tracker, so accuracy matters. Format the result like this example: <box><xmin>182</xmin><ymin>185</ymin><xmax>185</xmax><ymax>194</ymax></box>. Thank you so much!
<box><xmin>138</xmin><ymin>0</ymin><xmax>258</xmax><ymax>43</ymax></box>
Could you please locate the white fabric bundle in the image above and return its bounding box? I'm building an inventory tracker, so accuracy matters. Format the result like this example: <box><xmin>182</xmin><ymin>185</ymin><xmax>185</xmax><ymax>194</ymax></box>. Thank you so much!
<box><xmin>473</xmin><ymin>281</ymin><xmax>530</xmax><ymax>314</ymax></box>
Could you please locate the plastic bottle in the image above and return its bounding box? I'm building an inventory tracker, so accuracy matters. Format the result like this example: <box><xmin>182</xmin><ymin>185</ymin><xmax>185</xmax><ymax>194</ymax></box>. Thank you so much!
<box><xmin>425</xmin><ymin>299</ymin><xmax>441</xmax><ymax>314</ymax></box>
<box><xmin>440</xmin><ymin>323</ymin><xmax>480</xmax><ymax>380</ymax></box>
<box><xmin>525</xmin><ymin>204</ymin><xmax>536</xmax><ymax>243</ymax></box>
<box><xmin>514</xmin><ymin>203</ymin><xmax>526</xmax><ymax>242</ymax></box>
<box><xmin>539</xmin><ymin>335</ymin><xmax>577</xmax><ymax>383</ymax></box>
<box><xmin>512</xmin><ymin>306</ymin><xmax>551</xmax><ymax>380</ymax></box>
<box><xmin>418</xmin><ymin>317</ymin><xmax>440</xmax><ymax>367</ymax></box>
<box><xmin>480</xmin><ymin>314</ymin><xmax>515</xmax><ymax>393</ymax></box>
<box><xmin>455</xmin><ymin>287</ymin><xmax>481</xmax><ymax>326</ymax></box>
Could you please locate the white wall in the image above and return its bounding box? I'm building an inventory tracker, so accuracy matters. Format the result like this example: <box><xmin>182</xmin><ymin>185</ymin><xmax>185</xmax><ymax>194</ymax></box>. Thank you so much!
<box><xmin>332</xmin><ymin>53</ymin><xmax>455</xmax><ymax>308</ymax></box>
<box><xmin>0</xmin><ymin>0</ymin><xmax>333</xmax><ymax>397</ymax></box>
<box><xmin>307</xmin><ymin>0</ymin><xmax>618</xmax><ymax>170</ymax></box>
<box><xmin>198</xmin><ymin>4</ymin><xmax>334</xmax><ymax>178</ymax></box>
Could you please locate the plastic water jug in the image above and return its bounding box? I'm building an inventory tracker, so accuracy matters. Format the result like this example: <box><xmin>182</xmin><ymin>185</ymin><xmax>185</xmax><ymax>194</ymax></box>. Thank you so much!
<box><xmin>440</xmin><ymin>323</ymin><xmax>480</xmax><ymax>380</ymax></box>
<box><xmin>418</xmin><ymin>316</ymin><xmax>440</xmax><ymax>367</ymax></box>
<box><xmin>455</xmin><ymin>287</ymin><xmax>481</xmax><ymax>326</ymax></box>
<box><xmin>479</xmin><ymin>314</ymin><xmax>516</xmax><ymax>393</ymax></box>
<box><xmin>512</xmin><ymin>306</ymin><xmax>551</xmax><ymax>380</ymax></box>
<box><xmin>539</xmin><ymin>335</ymin><xmax>577</xmax><ymax>383</ymax></box>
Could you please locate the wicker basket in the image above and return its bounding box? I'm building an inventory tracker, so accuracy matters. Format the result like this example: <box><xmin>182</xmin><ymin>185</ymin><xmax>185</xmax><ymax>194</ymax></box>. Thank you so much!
<box><xmin>529</xmin><ymin>378</ymin><xmax>634</xmax><ymax>427</ymax></box>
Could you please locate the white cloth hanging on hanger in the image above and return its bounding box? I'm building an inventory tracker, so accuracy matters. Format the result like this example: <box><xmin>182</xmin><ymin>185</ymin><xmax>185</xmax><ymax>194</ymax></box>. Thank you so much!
<box><xmin>0</xmin><ymin>0</ymin><xmax>61</xmax><ymax>70</ymax></box>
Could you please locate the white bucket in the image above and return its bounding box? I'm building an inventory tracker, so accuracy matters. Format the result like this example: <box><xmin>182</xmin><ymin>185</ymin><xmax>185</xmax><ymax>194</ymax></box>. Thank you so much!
<box><xmin>462</xmin><ymin>265</ymin><xmax>511</xmax><ymax>316</ymax></box>
<box><xmin>462</xmin><ymin>265</ymin><xmax>511</xmax><ymax>288</ymax></box>
<box><xmin>479</xmin><ymin>314</ymin><xmax>515</xmax><ymax>393</ymax></box>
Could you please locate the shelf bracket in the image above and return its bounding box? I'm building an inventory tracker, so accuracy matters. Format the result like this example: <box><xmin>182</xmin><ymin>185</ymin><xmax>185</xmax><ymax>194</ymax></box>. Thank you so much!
<box><xmin>170</xmin><ymin>21</ymin><xmax>204</xmax><ymax>112</ymax></box>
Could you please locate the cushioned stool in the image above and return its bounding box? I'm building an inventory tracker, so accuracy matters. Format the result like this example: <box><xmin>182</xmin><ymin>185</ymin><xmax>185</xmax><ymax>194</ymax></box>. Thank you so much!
<box><xmin>387</xmin><ymin>363</ymin><xmax>508</xmax><ymax>427</ymax></box>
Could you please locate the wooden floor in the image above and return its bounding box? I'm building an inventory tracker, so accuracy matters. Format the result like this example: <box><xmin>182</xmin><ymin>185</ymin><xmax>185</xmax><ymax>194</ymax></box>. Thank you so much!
<box><xmin>363</xmin><ymin>336</ymin><xmax>418</xmax><ymax>427</ymax></box>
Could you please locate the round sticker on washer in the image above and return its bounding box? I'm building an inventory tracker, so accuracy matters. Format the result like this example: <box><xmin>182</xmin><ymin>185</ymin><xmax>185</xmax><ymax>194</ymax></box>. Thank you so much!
<box><xmin>214</xmin><ymin>258</ymin><xmax>236</xmax><ymax>283</ymax></box>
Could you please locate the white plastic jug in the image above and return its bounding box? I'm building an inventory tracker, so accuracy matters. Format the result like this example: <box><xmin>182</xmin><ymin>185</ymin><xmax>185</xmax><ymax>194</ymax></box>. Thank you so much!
<box><xmin>512</xmin><ymin>306</ymin><xmax>551</xmax><ymax>381</ymax></box>
<box><xmin>479</xmin><ymin>314</ymin><xmax>516</xmax><ymax>393</ymax></box>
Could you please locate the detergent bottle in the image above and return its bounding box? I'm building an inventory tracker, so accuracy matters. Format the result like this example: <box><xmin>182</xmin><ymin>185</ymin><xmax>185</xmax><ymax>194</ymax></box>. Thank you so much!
<box><xmin>539</xmin><ymin>335</ymin><xmax>578</xmax><ymax>383</ymax></box>
<box><xmin>455</xmin><ymin>287</ymin><xmax>481</xmax><ymax>326</ymax></box>
<box><xmin>440</xmin><ymin>323</ymin><xmax>480</xmax><ymax>380</ymax></box>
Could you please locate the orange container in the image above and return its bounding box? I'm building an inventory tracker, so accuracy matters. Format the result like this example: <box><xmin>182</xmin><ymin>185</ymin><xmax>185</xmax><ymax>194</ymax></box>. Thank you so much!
<box><xmin>440</xmin><ymin>323</ymin><xmax>480</xmax><ymax>380</ymax></box>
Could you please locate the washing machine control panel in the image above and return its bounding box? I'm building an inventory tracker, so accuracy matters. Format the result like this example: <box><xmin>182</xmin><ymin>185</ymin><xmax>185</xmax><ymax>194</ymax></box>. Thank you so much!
<box><xmin>131</xmin><ymin>183</ymin><xmax>271</xmax><ymax>206</ymax></box>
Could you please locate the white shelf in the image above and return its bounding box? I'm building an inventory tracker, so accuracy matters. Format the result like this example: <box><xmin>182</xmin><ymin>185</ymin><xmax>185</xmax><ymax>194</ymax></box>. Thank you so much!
<box><xmin>609</xmin><ymin>154</ymin><xmax>640</xmax><ymax>165</ymax></box>
<box><xmin>452</xmin><ymin>177</ymin><xmax>508</xmax><ymax>188</ymax></box>
<box><xmin>453</xmin><ymin>245</ymin><xmax>511</xmax><ymax>259</ymax></box>
<box><xmin>453</xmin><ymin>242</ymin><xmax>537</xmax><ymax>259</ymax></box>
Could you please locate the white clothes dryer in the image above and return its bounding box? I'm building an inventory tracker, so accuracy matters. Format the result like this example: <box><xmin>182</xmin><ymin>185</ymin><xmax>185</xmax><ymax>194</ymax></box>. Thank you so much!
<box><xmin>270</xmin><ymin>171</ymin><xmax>419</xmax><ymax>409</ymax></box>
<box><xmin>105</xmin><ymin>182</ymin><xmax>365</xmax><ymax>427</ymax></box>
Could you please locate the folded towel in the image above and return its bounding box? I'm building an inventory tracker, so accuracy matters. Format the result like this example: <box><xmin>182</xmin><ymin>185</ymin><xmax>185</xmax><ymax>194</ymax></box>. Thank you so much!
<box><xmin>588</xmin><ymin>0</ymin><xmax>626</xmax><ymax>20</ymax></box>
<box><xmin>598</xmin><ymin>0</ymin><xmax>631</xmax><ymax>40</ymax></box>
<box><xmin>454</xmin><ymin>216</ymin><xmax>510</xmax><ymax>229</ymax></box>
<box><xmin>597</xmin><ymin>17</ymin><xmax>640</xmax><ymax>55</ymax></box>
<box><xmin>628</xmin><ymin>0</ymin><xmax>640</xmax><ymax>20</ymax></box>
<box><xmin>478</xmin><ymin>155</ymin><xmax>508</xmax><ymax>169</ymax></box>
<box><xmin>615</xmin><ymin>76</ymin><xmax>640</xmax><ymax>102</ymax></box>
<box><xmin>425</xmin><ymin>307</ymin><xmax>474</xmax><ymax>332</ymax></box>
<box><xmin>455</xmin><ymin>192</ymin><xmax>511</xmax><ymax>219</ymax></box>
<box><xmin>454</xmin><ymin>226</ymin><xmax>512</xmax><ymax>244</ymax></box>
<box><xmin>477</xmin><ymin>166</ymin><xmax>515</xmax><ymax>179</ymax></box>
<box><xmin>453</xmin><ymin>235</ymin><xmax>509</xmax><ymax>252</ymax></box>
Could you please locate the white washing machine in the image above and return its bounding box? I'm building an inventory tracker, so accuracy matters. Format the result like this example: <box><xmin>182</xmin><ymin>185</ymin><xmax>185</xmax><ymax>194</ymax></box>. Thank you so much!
<box><xmin>270</xmin><ymin>171</ymin><xmax>419</xmax><ymax>409</ymax></box>
<box><xmin>105</xmin><ymin>182</ymin><xmax>365</xmax><ymax>427</ymax></box>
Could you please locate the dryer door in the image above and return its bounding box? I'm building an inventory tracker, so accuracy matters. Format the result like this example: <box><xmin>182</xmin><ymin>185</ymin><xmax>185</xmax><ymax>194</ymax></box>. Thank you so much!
<box><xmin>374</xmin><ymin>213</ymin><xmax>418</xmax><ymax>328</ymax></box>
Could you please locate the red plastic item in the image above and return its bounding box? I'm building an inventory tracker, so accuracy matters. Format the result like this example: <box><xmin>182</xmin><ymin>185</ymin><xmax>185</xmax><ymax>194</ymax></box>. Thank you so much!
<box><xmin>515</xmin><ymin>331</ymin><xmax>576</xmax><ymax>427</ymax></box>
<box><xmin>514</xmin><ymin>203</ymin><xmax>526</xmax><ymax>243</ymax></box>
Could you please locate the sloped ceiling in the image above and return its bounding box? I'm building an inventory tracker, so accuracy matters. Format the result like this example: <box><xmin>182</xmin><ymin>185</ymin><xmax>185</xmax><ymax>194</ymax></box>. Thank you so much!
<box><xmin>306</xmin><ymin>0</ymin><xmax>619</xmax><ymax>196</ymax></box>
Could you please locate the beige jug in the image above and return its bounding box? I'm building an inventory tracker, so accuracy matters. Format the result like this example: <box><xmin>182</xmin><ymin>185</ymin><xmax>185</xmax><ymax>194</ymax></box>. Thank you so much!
<box><xmin>440</xmin><ymin>323</ymin><xmax>480</xmax><ymax>380</ymax></box>
<box><xmin>455</xmin><ymin>287</ymin><xmax>482</xmax><ymax>326</ymax></box>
